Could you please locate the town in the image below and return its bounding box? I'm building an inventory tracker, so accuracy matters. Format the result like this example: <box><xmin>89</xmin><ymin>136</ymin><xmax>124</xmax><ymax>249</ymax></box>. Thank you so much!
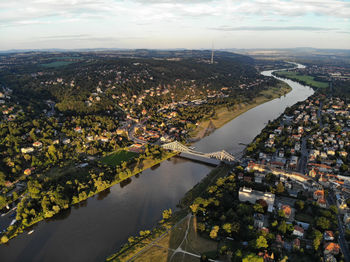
<box><xmin>0</xmin><ymin>51</ymin><xmax>286</xmax><ymax>245</ymax></box>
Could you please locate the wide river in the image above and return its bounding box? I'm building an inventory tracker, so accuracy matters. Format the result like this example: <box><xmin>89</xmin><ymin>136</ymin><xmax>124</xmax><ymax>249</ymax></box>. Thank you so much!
<box><xmin>0</xmin><ymin>65</ymin><xmax>314</xmax><ymax>262</ymax></box>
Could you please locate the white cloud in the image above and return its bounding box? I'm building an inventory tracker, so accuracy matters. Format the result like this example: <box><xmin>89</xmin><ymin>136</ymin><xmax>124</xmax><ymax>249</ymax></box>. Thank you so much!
<box><xmin>210</xmin><ymin>25</ymin><xmax>337</xmax><ymax>31</ymax></box>
<box><xmin>1</xmin><ymin>0</ymin><xmax>349</xmax><ymax>27</ymax></box>
<box><xmin>0</xmin><ymin>0</ymin><xmax>349</xmax><ymax>49</ymax></box>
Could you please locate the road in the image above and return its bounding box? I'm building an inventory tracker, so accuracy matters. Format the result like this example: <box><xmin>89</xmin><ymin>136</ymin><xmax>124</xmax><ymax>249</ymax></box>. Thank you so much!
<box><xmin>297</xmin><ymin>136</ymin><xmax>308</xmax><ymax>174</ymax></box>
<box><xmin>297</xmin><ymin>101</ymin><xmax>324</xmax><ymax>174</ymax></box>
<box><xmin>328</xmin><ymin>191</ymin><xmax>350</xmax><ymax>262</ymax></box>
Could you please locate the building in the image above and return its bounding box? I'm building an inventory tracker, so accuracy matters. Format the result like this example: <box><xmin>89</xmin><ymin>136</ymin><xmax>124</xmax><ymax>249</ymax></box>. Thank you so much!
<box><xmin>254</xmin><ymin>213</ymin><xmax>264</xmax><ymax>228</ymax></box>
<box><xmin>344</xmin><ymin>213</ymin><xmax>350</xmax><ymax>224</ymax></box>
<box><xmin>238</xmin><ymin>187</ymin><xmax>275</xmax><ymax>212</ymax></box>
<box><xmin>281</xmin><ymin>205</ymin><xmax>292</xmax><ymax>218</ymax></box>
<box><xmin>21</xmin><ymin>147</ymin><xmax>34</xmax><ymax>154</ymax></box>
<box><xmin>324</xmin><ymin>242</ymin><xmax>340</xmax><ymax>255</ymax></box>
<box><xmin>335</xmin><ymin>194</ymin><xmax>347</xmax><ymax>210</ymax></box>
<box><xmin>32</xmin><ymin>141</ymin><xmax>43</xmax><ymax>148</ymax></box>
<box><xmin>324</xmin><ymin>231</ymin><xmax>335</xmax><ymax>241</ymax></box>
<box><xmin>292</xmin><ymin>225</ymin><xmax>304</xmax><ymax>238</ymax></box>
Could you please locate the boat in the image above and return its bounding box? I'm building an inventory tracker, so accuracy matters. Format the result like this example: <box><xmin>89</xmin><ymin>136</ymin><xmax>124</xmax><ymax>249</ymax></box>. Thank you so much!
<box><xmin>189</xmin><ymin>146</ymin><xmax>196</xmax><ymax>150</ymax></box>
<box><xmin>28</xmin><ymin>230</ymin><xmax>34</xmax><ymax>235</ymax></box>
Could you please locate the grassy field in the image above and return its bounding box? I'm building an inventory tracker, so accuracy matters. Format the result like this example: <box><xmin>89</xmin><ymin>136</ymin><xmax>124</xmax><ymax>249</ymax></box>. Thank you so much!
<box><xmin>128</xmin><ymin>215</ymin><xmax>217</xmax><ymax>262</ymax></box>
<box><xmin>41</xmin><ymin>61</ymin><xmax>75</xmax><ymax>67</ymax></box>
<box><xmin>191</xmin><ymin>81</ymin><xmax>291</xmax><ymax>140</ymax></box>
<box><xmin>274</xmin><ymin>71</ymin><xmax>329</xmax><ymax>89</ymax></box>
<box><xmin>101</xmin><ymin>150</ymin><xmax>138</xmax><ymax>167</ymax></box>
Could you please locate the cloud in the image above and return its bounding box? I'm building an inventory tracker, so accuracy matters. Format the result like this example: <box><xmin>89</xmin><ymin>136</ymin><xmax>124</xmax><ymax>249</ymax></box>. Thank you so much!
<box><xmin>210</xmin><ymin>25</ymin><xmax>337</xmax><ymax>32</ymax></box>
<box><xmin>1</xmin><ymin>0</ymin><xmax>349</xmax><ymax>28</ymax></box>
<box><xmin>36</xmin><ymin>34</ymin><xmax>121</xmax><ymax>42</ymax></box>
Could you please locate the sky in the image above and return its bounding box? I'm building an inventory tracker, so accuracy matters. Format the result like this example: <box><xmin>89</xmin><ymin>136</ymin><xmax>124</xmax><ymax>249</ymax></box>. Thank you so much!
<box><xmin>1</xmin><ymin>0</ymin><xmax>350</xmax><ymax>50</ymax></box>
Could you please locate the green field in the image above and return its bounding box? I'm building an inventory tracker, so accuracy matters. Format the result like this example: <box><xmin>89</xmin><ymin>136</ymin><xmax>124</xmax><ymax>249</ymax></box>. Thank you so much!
<box><xmin>41</xmin><ymin>61</ymin><xmax>75</xmax><ymax>68</ymax></box>
<box><xmin>275</xmin><ymin>71</ymin><xmax>329</xmax><ymax>89</ymax></box>
<box><xmin>101</xmin><ymin>150</ymin><xmax>138</xmax><ymax>167</ymax></box>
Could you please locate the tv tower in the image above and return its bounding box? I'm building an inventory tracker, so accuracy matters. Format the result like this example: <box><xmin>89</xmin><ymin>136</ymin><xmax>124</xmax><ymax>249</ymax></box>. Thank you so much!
<box><xmin>210</xmin><ymin>42</ymin><xmax>214</xmax><ymax>64</ymax></box>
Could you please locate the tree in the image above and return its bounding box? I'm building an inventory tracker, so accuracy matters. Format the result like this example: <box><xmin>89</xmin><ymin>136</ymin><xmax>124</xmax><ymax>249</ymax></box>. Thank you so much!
<box><xmin>256</xmin><ymin>235</ymin><xmax>268</xmax><ymax>249</ymax></box>
<box><xmin>0</xmin><ymin>194</ymin><xmax>6</xmax><ymax>208</ymax></box>
<box><xmin>190</xmin><ymin>203</ymin><xmax>199</xmax><ymax>214</ymax></box>
<box><xmin>200</xmin><ymin>254</ymin><xmax>209</xmax><ymax>262</ymax></box>
<box><xmin>278</xmin><ymin>220</ymin><xmax>287</xmax><ymax>234</ymax></box>
<box><xmin>313</xmin><ymin>230</ymin><xmax>322</xmax><ymax>251</ymax></box>
<box><xmin>242</xmin><ymin>253</ymin><xmax>263</xmax><ymax>262</ymax></box>
<box><xmin>295</xmin><ymin>200</ymin><xmax>305</xmax><ymax>211</ymax></box>
<box><xmin>1</xmin><ymin>235</ymin><xmax>9</xmax><ymax>244</ymax></box>
<box><xmin>0</xmin><ymin>171</ymin><xmax>5</xmax><ymax>186</ymax></box>
<box><xmin>210</xmin><ymin>226</ymin><xmax>219</xmax><ymax>239</ymax></box>
<box><xmin>233</xmin><ymin>249</ymin><xmax>243</xmax><ymax>262</ymax></box>
<box><xmin>276</xmin><ymin>182</ymin><xmax>285</xmax><ymax>194</ymax></box>
<box><xmin>222</xmin><ymin>223</ymin><xmax>232</xmax><ymax>234</ymax></box>
<box><xmin>254</xmin><ymin>203</ymin><xmax>264</xmax><ymax>213</ymax></box>
<box><xmin>316</xmin><ymin>217</ymin><xmax>330</xmax><ymax>230</ymax></box>
<box><xmin>162</xmin><ymin>209</ymin><xmax>172</xmax><ymax>221</ymax></box>
<box><xmin>329</xmin><ymin>205</ymin><xmax>338</xmax><ymax>214</ymax></box>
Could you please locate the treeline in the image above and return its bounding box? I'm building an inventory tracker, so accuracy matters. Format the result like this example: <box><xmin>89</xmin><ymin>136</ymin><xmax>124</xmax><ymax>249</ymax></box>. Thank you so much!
<box><xmin>1</xmin><ymin>145</ymin><xmax>170</xmax><ymax>243</ymax></box>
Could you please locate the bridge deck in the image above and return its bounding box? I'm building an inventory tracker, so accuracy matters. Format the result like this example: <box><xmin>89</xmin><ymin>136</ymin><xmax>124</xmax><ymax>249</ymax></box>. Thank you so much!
<box><xmin>178</xmin><ymin>152</ymin><xmax>221</xmax><ymax>166</ymax></box>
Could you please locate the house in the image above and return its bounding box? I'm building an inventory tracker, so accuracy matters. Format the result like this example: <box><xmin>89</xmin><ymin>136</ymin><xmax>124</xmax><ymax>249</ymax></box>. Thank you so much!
<box><xmin>62</xmin><ymin>138</ymin><xmax>71</xmax><ymax>145</ymax></box>
<box><xmin>243</xmin><ymin>176</ymin><xmax>252</xmax><ymax>183</ymax></box>
<box><xmin>317</xmin><ymin>198</ymin><xmax>327</xmax><ymax>208</ymax></box>
<box><xmin>289</xmin><ymin>156</ymin><xmax>299</xmax><ymax>169</ymax></box>
<box><xmin>276</xmin><ymin>234</ymin><xmax>284</xmax><ymax>245</ymax></box>
<box><xmin>335</xmin><ymin>194</ymin><xmax>347</xmax><ymax>210</ymax></box>
<box><xmin>21</xmin><ymin>147</ymin><xmax>34</xmax><ymax>154</ymax></box>
<box><xmin>254</xmin><ymin>173</ymin><xmax>264</xmax><ymax>183</ymax></box>
<box><xmin>309</xmin><ymin>168</ymin><xmax>317</xmax><ymax>178</ymax></box>
<box><xmin>324</xmin><ymin>254</ymin><xmax>337</xmax><ymax>262</ymax></box>
<box><xmin>254</xmin><ymin>213</ymin><xmax>264</xmax><ymax>228</ymax></box>
<box><xmin>78</xmin><ymin>163</ymin><xmax>88</xmax><ymax>168</ymax></box>
<box><xmin>24</xmin><ymin>169</ymin><xmax>32</xmax><ymax>175</ymax></box>
<box><xmin>292</xmin><ymin>225</ymin><xmax>304</xmax><ymax>238</ymax></box>
<box><xmin>32</xmin><ymin>141</ymin><xmax>42</xmax><ymax>148</ymax></box>
<box><xmin>281</xmin><ymin>205</ymin><xmax>292</xmax><ymax>218</ymax></box>
<box><xmin>314</xmin><ymin>189</ymin><xmax>324</xmax><ymax>200</ymax></box>
<box><xmin>293</xmin><ymin>238</ymin><xmax>301</xmax><ymax>250</ymax></box>
<box><xmin>324</xmin><ymin>231</ymin><xmax>335</xmax><ymax>241</ymax></box>
<box><xmin>344</xmin><ymin>213</ymin><xmax>350</xmax><ymax>224</ymax></box>
<box><xmin>324</xmin><ymin>242</ymin><xmax>340</xmax><ymax>255</ymax></box>
<box><xmin>86</xmin><ymin>136</ymin><xmax>94</xmax><ymax>141</ymax></box>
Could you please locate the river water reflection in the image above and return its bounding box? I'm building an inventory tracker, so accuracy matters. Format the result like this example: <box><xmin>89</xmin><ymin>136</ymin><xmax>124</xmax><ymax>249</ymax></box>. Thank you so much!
<box><xmin>0</xmin><ymin>65</ymin><xmax>314</xmax><ymax>262</ymax></box>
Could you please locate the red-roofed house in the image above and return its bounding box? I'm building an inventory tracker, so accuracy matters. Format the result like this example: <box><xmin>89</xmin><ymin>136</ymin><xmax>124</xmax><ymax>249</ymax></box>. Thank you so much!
<box><xmin>324</xmin><ymin>231</ymin><xmax>335</xmax><ymax>241</ymax></box>
<box><xmin>281</xmin><ymin>205</ymin><xmax>292</xmax><ymax>218</ymax></box>
<box><xmin>324</xmin><ymin>242</ymin><xmax>340</xmax><ymax>255</ymax></box>
<box><xmin>313</xmin><ymin>190</ymin><xmax>324</xmax><ymax>200</ymax></box>
<box><xmin>293</xmin><ymin>225</ymin><xmax>304</xmax><ymax>238</ymax></box>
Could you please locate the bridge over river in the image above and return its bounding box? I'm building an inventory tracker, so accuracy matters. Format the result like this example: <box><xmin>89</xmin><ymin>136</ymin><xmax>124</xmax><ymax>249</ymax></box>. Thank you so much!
<box><xmin>161</xmin><ymin>141</ymin><xmax>236</xmax><ymax>165</ymax></box>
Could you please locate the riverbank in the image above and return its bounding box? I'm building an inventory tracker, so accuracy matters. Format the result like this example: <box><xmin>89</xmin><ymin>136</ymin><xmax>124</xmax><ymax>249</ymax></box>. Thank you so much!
<box><xmin>105</xmin><ymin>165</ymin><xmax>232</xmax><ymax>262</ymax></box>
<box><xmin>191</xmin><ymin>81</ymin><xmax>291</xmax><ymax>140</ymax></box>
<box><xmin>273</xmin><ymin>70</ymin><xmax>328</xmax><ymax>90</ymax></box>
<box><xmin>1</xmin><ymin>150</ymin><xmax>178</xmax><ymax>244</ymax></box>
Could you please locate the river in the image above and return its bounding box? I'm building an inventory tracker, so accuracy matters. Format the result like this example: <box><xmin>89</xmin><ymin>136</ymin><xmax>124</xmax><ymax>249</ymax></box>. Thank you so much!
<box><xmin>0</xmin><ymin>64</ymin><xmax>314</xmax><ymax>262</ymax></box>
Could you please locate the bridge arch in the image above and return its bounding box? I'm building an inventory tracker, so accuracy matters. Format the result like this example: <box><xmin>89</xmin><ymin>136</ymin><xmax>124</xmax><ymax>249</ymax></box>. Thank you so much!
<box><xmin>161</xmin><ymin>141</ymin><xmax>235</xmax><ymax>162</ymax></box>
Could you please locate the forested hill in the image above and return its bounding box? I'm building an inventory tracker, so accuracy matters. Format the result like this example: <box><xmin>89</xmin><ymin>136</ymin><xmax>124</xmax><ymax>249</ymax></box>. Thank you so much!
<box><xmin>0</xmin><ymin>50</ymin><xmax>275</xmax><ymax>115</ymax></box>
